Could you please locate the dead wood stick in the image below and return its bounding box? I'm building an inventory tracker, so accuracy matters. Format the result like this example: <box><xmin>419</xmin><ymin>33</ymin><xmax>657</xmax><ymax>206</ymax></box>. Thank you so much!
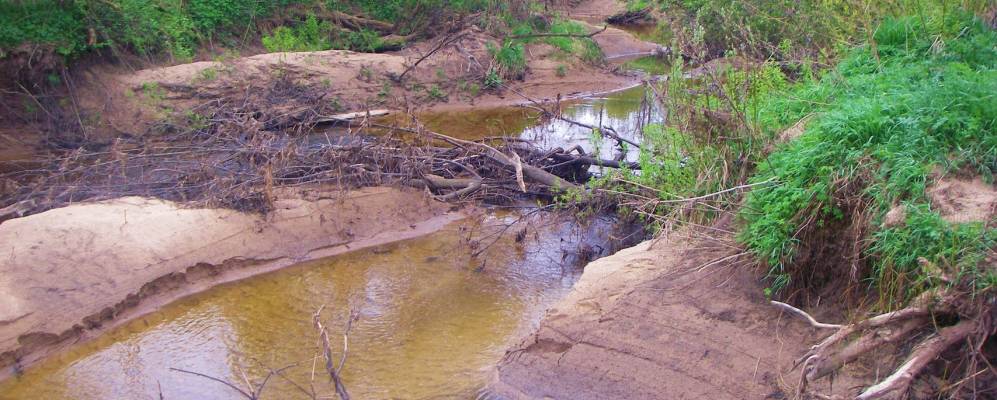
<box><xmin>313</xmin><ymin>306</ymin><xmax>351</xmax><ymax>400</ymax></box>
<box><xmin>606</xmin><ymin>8</ymin><xmax>651</xmax><ymax>25</ymax></box>
<box><xmin>771</xmin><ymin>301</ymin><xmax>842</xmax><ymax>329</ymax></box>
<box><xmin>423</xmin><ymin>174</ymin><xmax>480</xmax><ymax>189</ymax></box>
<box><xmin>423</xmin><ymin>174</ymin><xmax>483</xmax><ymax>200</ymax></box>
<box><xmin>0</xmin><ymin>199</ymin><xmax>36</xmax><ymax>224</ymax></box>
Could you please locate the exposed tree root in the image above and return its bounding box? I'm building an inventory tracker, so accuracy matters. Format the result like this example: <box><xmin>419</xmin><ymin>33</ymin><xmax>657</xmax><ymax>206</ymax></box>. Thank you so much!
<box><xmin>782</xmin><ymin>292</ymin><xmax>992</xmax><ymax>400</ymax></box>
<box><xmin>855</xmin><ymin>318</ymin><xmax>978</xmax><ymax>400</ymax></box>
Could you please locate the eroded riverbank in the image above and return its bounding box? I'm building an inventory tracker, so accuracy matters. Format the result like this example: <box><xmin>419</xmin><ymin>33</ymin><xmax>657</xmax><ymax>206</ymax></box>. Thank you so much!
<box><xmin>0</xmin><ymin>186</ymin><xmax>457</xmax><ymax>382</ymax></box>
<box><xmin>0</xmin><ymin>209</ymin><xmax>639</xmax><ymax>399</ymax></box>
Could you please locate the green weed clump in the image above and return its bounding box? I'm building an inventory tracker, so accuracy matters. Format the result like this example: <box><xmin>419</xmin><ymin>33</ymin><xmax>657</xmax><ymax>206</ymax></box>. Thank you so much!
<box><xmin>262</xmin><ymin>15</ymin><xmax>333</xmax><ymax>52</ymax></box>
<box><xmin>544</xmin><ymin>20</ymin><xmax>603</xmax><ymax>63</ymax></box>
<box><xmin>739</xmin><ymin>13</ymin><xmax>997</xmax><ymax>309</ymax></box>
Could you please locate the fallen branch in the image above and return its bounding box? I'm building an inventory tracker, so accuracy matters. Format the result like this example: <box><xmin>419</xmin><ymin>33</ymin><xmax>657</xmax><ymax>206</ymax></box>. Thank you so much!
<box><xmin>548</xmin><ymin>153</ymin><xmax>640</xmax><ymax>169</ymax></box>
<box><xmin>806</xmin><ymin>316</ymin><xmax>927</xmax><ymax>382</ymax></box>
<box><xmin>373</xmin><ymin>123</ymin><xmax>580</xmax><ymax>192</ymax></box>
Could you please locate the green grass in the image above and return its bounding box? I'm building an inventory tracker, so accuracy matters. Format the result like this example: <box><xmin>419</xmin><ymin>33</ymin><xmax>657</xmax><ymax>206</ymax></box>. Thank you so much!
<box><xmin>739</xmin><ymin>12</ymin><xmax>997</xmax><ymax>309</ymax></box>
<box><xmin>623</xmin><ymin>56</ymin><xmax>669</xmax><ymax>75</ymax></box>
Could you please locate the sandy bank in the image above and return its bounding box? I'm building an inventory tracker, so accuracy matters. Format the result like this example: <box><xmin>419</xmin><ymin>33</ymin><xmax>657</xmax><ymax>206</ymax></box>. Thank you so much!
<box><xmin>486</xmin><ymin>219</ymin><xmax>849</xmax><ymax>399</ymax></box>
<box><xmin>0</xmin><ymin>186</ymin><xmax>459</xmax><ymax>378</ymax></box>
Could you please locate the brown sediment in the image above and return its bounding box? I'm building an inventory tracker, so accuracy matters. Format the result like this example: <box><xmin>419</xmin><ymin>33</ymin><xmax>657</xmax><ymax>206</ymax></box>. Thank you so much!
<box><xmin>0</xmin><ymin>185</ymin><xmax>462</xmax><ymax>380</ymax></box>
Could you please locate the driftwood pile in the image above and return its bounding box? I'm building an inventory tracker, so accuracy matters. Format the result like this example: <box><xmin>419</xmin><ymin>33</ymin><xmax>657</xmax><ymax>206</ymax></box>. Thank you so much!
<box><xmin>0</xmin><ymin>74</ymin><xmax>635</xmax><ymax>219</ymax></box>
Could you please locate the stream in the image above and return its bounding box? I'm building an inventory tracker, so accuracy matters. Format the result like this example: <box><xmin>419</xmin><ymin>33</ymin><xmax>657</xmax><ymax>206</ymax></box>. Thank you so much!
<box><xmin>0</xmin><ymin>85</ymin><xmax>661</xmax><ymax>400</ymax></box>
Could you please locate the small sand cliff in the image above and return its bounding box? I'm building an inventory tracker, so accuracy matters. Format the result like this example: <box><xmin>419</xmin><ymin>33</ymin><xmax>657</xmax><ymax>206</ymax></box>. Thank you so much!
<box><xmin>486</xmin><ymin>221</ymin><xmax>826</xmax><ymax>399</ymax></box>
<box><xmin>0</xmin><ymin>186</ymin><xmax>458</xmax><ymax>377</ymax></box>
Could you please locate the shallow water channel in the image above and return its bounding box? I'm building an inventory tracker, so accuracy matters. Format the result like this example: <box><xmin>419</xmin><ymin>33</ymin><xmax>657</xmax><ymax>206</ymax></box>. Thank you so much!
<box><xmin>0</xmin><ymin>86</ymin><xmax>659</xmax><ymax>400</ymax></box>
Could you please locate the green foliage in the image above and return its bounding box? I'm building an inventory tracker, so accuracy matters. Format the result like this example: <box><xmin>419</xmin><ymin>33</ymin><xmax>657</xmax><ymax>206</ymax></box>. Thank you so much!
<box><xmin>1</xmin><ymin>0</ymin><xmax>492</xmax><ymax>62</ymax></box>
<box><xmin>556</xmin><ymin>65</ymin><xmax>567</xmax><ymax>77</ymax></box>
<box><xmin>623</xmin><ymin>56</ymin><xmax>669</xmax><ymax>75</ymax></box>
<box><xmin>488</xmin><ymin>41</ymin><xmax>527</xmax><ymax>79</ymax></box>
<box><xmin>871</xmin><ymin>205</ymin><xmax>995</xmax><ymax>305</ymax></box>
<box><xmin>339</xmin><ymin>28</ymin><xmax>384</xmax><ymax>52</ymax></box>
<box><xmin>262</xmin><ymin>15</ymin><xmax>332</xmax><ymax>52</ymax></box>
<box><xmin>427</xmin><ymin>84</ymin><xmax>447</xmax><ymax>101</ymax></box>
<box><xmin>0</xmin><ymin>1</ymin><xmax>86</xmax><ymax>57</ymax></box>
<box><xmin>739</xmin><ymin>13</ymin><xmax>997</xmax><ymax>308</ymax></box>
<box><xmin>659</xmin><ymin>0</ymin><xmax>994</xmax><ymax>64</ymax></box>
<box><xmin>544</xmin><ymin>19</ymin><xmax>603</xmax><ymax>63</ymax></box>
<box><xmin>483</xmin><ymin>68</ymin><xmax>503</xmax><ymax>89</ymax></box>
<box><xmin>626</xmin><ymin>0</ymin><xmax>653</xmax><ymax>12</ymax></box>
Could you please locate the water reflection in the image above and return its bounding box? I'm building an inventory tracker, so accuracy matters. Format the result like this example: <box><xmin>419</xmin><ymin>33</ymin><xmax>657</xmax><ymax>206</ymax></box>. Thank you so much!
<box><xmin>0</xmin><ymin>213</ymin><xmax>637</xmax><ymax>400</ymax></box>
<box><xmin>395</xmin><ymin>85</ymin><xmax>663</xmax><ymax>165</ymax></box>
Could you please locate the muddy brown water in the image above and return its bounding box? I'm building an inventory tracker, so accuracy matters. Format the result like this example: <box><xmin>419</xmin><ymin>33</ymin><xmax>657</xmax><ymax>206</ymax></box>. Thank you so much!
<box><xmin>0</xmin><ymin>87</ymin><xmax>659</xmax><ymax>400</ymax></box>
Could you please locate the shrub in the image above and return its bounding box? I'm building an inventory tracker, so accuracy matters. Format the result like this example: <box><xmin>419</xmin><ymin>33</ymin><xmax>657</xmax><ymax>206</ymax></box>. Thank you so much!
<box><xmin>262</xmin><ymin>15</ymin><xmax>332</xmax><ymax>52</ymax></box>
<box><xmin>739</xmin><ymin>13</ymin><xmax>997</xmax><ymax>308</ymax></box>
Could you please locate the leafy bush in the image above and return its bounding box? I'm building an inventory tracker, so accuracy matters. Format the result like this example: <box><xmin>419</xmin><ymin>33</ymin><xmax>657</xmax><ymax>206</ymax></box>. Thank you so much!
<box><xmin>262</xmin><ymin>15</ymin><xmax>332</xmax><ymax>52</ymax></box>
<box><xmin>659</xmin><ymin>0</ymin><xmax>994</xmax><ymax>64</ymax></box>
<box><xmin>0</xmin><ymin>0</ymin><xmax>492</xmax><ymax>63</ymax></box>
<box><xmin>739</xmin><ymin>13</ymin><xmax>997</xmax><ymax>308</ymax></box>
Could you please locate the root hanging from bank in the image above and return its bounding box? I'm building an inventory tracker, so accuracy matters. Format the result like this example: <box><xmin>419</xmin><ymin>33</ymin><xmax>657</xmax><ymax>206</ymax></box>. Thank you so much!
<box><xmin>774</xmin><ymin>291</ymin><xmax>996</xmax><ymax>400</ymax></box>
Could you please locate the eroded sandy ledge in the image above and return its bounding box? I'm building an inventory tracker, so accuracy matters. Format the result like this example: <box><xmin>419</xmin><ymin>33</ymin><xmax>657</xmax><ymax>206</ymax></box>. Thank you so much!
<box><xmin>486</xmin><ymin>221</ymin><xmax>840</xmax><ymax>399</ymax></box>
<box><xmin>0</xmin><ymin>186</ymin><xmax>460</xmax><ymax>378</ymax></box>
